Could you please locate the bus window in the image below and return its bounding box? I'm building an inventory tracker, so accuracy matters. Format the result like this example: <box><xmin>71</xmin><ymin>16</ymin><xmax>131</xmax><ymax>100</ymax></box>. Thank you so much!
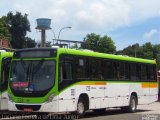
<box><xmin>119</xmin><ymin>62</ymin><xmax>125</xmax><ymax>80</ymax></box>
<box><xmin>62</xmin><ymin>61</ymin><xmax>73</xmax><ymax>80</ymax></box>
<box><xmin>141</xmin><ymin>64</ymin><xmax>147</xmax><ymax>81</ymax></box>
<box><xmin>75</xmin><ymin>58</ymin><xmax>86</xmax><ymax>79</ymax></box>
<box><xmin>131</xmin><ymin>63</ymin><xmax>136</xmax><ymax>81</ymax></box>
<box><xmin>136</xmin><ymin>64</ymin><xmax>141</xmax><ymax>81</ymax></box>
<box><xmin>125</xmin><ymin>63</ymin><xmax>131</xmax><ymax>80</ymax></box>
<box><xmin>1</xmin><ymin>57</ymin><xmax>12</xmax><ymax>91</ymax></box>
<box><xmin>89</xmin><ymin>59</ymin><xmax>102</xmax><ymax>80</ymax></box>
<box><xmin>149</xmin><ymin>65</ymin><xmax>156</xmax><ymax>81</ymax></box>
<box><xmin>90</xmin><ymin>59</ymin><xmax>99</xmax><ymax>79</ymax></box>
<box><xmin>59</xmin><ymin>56</ymin><xmax>74</xmax><ymax>91</ymax></box>
<box><xmin>113</xmin><ymin>62</ymin><xmax>118</xmax><ymax>80</ymax></box>
<box><xmin>102</xmin><ymin>60</ymin><xmax>112</xmax><ymax>79</ymax></box>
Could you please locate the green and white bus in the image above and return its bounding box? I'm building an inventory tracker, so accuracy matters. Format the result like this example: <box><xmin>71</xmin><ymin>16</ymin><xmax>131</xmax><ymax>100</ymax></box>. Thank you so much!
<box><xmin>8</xmin><ymin>48</ymin><xmax>158</xmax><ymax>116</ymax></box>
<box><xmin>0</xmin><ymin>50</ymin><xmax>13</xmax><ymax>110</ymax></box>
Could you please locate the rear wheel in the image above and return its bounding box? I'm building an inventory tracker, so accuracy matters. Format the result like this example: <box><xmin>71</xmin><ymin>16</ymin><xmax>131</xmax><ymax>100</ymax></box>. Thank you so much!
<box><xmin>121</xmin><ymin>95</ymin><xmax>137</xmax><ymax>113</ymax></box>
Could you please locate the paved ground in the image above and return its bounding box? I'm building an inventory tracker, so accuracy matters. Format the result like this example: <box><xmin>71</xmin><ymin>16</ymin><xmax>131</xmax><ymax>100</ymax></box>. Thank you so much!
<box><xmin>81</xmin><ymin>102</ymin><xmax>160</xmax><ymax>120</ymax></box>
<box><xmin>0</xmin><ymin>102</ymin><xmax>159</xmax><ymax>120</ymax></box>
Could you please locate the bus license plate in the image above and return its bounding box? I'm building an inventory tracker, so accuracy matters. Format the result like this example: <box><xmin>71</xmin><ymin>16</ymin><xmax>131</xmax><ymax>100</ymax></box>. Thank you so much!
<box><xmin>23</xmin><ymin>108</ymin><xmax>33</xmax><ymax>112</ymax></box>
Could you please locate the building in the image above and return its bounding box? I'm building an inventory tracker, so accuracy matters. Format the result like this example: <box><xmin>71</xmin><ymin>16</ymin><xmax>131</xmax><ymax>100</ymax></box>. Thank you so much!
<box><xmin>0</xmin><ymin>38</ymin><xmax>10</xmax><ymax>48</ymax></box>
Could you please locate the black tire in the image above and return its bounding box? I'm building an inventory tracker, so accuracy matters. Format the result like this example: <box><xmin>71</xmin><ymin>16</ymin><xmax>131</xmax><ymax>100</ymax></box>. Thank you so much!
<box><xmin>77</xmin><ymin>98</ymin><xmax>86</xmax><ymax>118</ymax></box>
<box><xmin>121</xmin><ymin>95</ymin><xmax>137</xmax><ymax>113</ymax></box>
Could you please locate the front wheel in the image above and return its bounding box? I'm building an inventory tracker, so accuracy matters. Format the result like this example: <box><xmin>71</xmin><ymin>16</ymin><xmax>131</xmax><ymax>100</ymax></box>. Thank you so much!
<box><xmin>77</xmin><ymin>98</ymin><xmax>86</xmax><ymax>117</ymax></box>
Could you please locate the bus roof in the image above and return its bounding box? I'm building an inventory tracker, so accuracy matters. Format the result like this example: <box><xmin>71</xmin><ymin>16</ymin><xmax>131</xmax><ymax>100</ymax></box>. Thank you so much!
<box><xmin>12</xmin><ymin>48</ymin><xmax>156</xmax><ymax>64</ymax></box>
<box><xmin>58</xmin><ymin>48</ymin><xmax>156</xmax><ymax>64</ymax></box>
<box><xmin>0</xmin><ymin>51</ymin><xmax>13</xmax><ymax>58</ymax></box>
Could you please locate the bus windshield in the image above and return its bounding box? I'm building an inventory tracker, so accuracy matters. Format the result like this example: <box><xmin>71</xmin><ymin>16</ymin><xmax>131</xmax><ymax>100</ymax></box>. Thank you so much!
<box><xmin>10</xmin><ymin>60</ymin><xmax>55</xmax><ymax>93</ymax></box>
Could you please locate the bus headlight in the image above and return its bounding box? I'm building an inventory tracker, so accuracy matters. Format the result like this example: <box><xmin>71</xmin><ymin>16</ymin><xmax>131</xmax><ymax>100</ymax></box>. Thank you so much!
<box><xmin>47</xmin><ymin>93</ymin><xmax>55</xmax><ymax>102</ymax></box>
<box><xmin>8</xmin><ymin>94</ymin><xmax>13</xmax><ymax>102</ymax></box>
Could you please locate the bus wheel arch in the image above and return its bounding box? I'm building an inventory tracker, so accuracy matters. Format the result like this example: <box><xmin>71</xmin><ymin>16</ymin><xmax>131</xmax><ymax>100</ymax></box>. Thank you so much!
<box><xmin>131</xmin><ymin>92</ymin><xmax>138</xmax><ymax>105</ymax></box>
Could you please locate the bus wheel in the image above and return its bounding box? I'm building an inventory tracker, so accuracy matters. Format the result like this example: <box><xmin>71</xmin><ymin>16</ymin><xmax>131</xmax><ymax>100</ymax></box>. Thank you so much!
<box><xmin>77</xmin><ymin>98</ymin><xmax>86</xmax><ymax>118</ymax></box>
<box><xmin>127</xmin><ymin>95</ymin><xmax>137</xmax><ymax>113</ymax></box>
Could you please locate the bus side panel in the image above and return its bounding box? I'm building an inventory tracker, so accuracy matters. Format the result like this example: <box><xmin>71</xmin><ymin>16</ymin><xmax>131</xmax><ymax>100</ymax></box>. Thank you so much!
<box><xmin>40</xmin><ymin>97</ymin><xmax>59</xmax><ymax>112</ymax></box>
<box><xmin>0</xmin><ymin>91</ymin><xmax>8</xmax><ymax>110</ymax></box>
<box><xmin>58</xmin><ymin>86</ymin><xmax>77</xmax><ymax>112</ymax></box>
<box><xmin>87</xmin><ymin>84</ymin><xmax>105</xmax><ymax>109</ymax></box>
<box><xmin>130</xmin><ymin>83</ymin><xmax>150</xmax><ymax>105</ymax></box>
<box><xmin>149</xmin><ymin>83</ymin><xmax>158</xmax><ymax>103</ymax></box>
<box><xmin>107</xmin><ymin>83</ymin><xmax>128</xmax><ymax>107</ymax></box>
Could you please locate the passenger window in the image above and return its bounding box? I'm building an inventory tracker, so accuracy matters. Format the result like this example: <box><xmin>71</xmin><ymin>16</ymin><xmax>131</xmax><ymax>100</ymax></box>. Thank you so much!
<box><xmin>125</xmin><ymin>63</ymin><xmax>131</xmax><ymax>80</ymax></box>
<box><xmin>149</xmin><ymin>65</ymin><xmax>156</xmax><ymax>81</ymax></box>
<box><xmin>141</xmin><ymin>64</ymin><xmax>147</xmax><ymax>81</ymax></box>
<box><xmin>131</xmin><ymin>63</ymin><xmax>136</xmax><ymax>81</ymax></box>
<box><xmin>61</xmin><ymin>59</ymin><xmax>73</xmax><ymax>80</ymax></box>
<box><xmin>75</xmin><ymin>58</ymin><xmax>86</xmax><ymax>79</ymax></box>
<box><xmin>136</xmin><ymin>64</ymin><xmax>141</xmax><ymax>80</ymax></box>
<box><xmin>59</xmin><ymin>56</ymin><xmax>74</xmax><ymax>91</ymax></box>
<box><xmin>119</xmin><ymin>62</ymin><xmax>125</xmax><ymax>80</ymax></box>
<box><xmin>102</xmin><ymin>60</ymin><xmax>112</xmax><ymax>79</ymax></box>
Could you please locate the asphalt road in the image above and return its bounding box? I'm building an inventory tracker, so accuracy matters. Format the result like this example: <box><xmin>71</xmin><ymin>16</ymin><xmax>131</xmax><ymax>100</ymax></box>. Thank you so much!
<box><xmin>81</xmin><ymin>102</ymin><xmax>160</xmax><ymax>120</ymax></box>
<box><xmin>0</xmin><ymin>102</ymin><xmax>159</xmax><ymax>120</ymax></box>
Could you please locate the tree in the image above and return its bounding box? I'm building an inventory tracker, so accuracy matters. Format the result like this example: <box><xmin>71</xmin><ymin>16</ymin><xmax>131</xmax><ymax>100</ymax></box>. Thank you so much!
<box><xmin>81</xmin><ymin>33</ymin><xmax>116</xmax><ymax>54</ymax></box>
<box><xmin>142</xmin><ymin>42</ymin><xmax>153</xmax><ymax>59</ymax></box>
<box><xmin>71</xmin><ymin>43</ymin><xmax>78</xmax><ymax>49</ymax></box>
<box><xmin>46</xmin><ymin>41</ymin><xmax>52</xmax><ymax>47</ymax></box>
<box><xmin>117</xmin><ymin>42</ymin><xmax>160</xmax><ymax>69</ymax></box>
<box><xmin>153</xmin><ymin>44</ymin><xmax>160</xmax><ymax>69</ymax></box>
<box><xmin>25</xmin><ymin>37</ymin><xmax>36</xmax><ymax>48</ymax></box>
<box><xmin>117</xmin><ymin>43</ymin><xmax>143</xmax><ymax>58</ymax></box>
<box><xmin>0</xmin><ymin>16</ymin><xmax>11</xmax><ymax>40</ymax></box>
<box><xmin>7</xmin><ymin>11</ymin><xmax>30</xmax><ymax>49</ymax></box>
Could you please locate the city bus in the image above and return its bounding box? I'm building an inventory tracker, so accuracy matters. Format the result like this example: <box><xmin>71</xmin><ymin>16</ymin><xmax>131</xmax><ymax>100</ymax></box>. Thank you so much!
<box><xmin>0</xmin><ymin>50</ymin><xmax>13</xmax><ymax>110</ymax></box>
<box><xmin>8</xmin><ymin>48</ymin><xmax>158</xmax><ymax>117</ymax></box>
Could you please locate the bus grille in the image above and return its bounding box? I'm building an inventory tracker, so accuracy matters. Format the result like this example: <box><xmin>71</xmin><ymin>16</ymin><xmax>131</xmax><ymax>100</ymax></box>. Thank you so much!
<box><xmin>15</xmin><ymin>104</ymin><xmax>41</xmax><ymax>111</ymax></box>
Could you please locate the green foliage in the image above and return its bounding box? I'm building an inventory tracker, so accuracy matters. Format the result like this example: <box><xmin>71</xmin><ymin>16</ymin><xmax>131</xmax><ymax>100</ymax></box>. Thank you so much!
<box><xmin>117</xmin><ymin>43</ymin><xmax>144</xmax><ymax>57</ymax></box>
<box><xmin>71</xmin><ymin>43</ymin><xmax>78</xmax><ymax>49</ymax></box>
<box><xmin>0</xmin><ymin>16</ymin><xmax>11</xmax><ymax>39</ymax></box>
<box><xmin>142</xmin><ymin>42</ymin><xmax>153</xmax><ymax>59</ymax></box>
<box><xmin>153</xmin><ymin>44</ymin><xmax>160</xmax><ymax>69</ymax></box>
<box><xmin>7</xmin><ymin>11</ymin><xmax>30</xmax><ymax>49</ymax></box>
<box><xmin>81</xmin><ymin>33</ymin><xmax>116</xmax><ymax>54</ymax></box>
<box><xmin>25</xmin><ymin>37</ymin><xmax>36</xmax><ymax>48</ymax></box>
<box><xmin>117</xmin><ymin>42</ymin><xmax>160</xmax><ymax>69</ymax></box>
<box><xmin>46</xmin><ymin>41</ymin><xmax>52</xmax><ymax>47</ymax></box>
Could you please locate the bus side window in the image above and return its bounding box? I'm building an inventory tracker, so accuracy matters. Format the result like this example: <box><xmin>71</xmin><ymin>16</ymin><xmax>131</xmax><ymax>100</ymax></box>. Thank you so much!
<box><xmin>141</xmin><ymin>64</ymin><xmax>147</xmax><ymax>81</ymax></box>
<box><xmin>136</xmin><ymin>64</ymin><xmax>141</xmax><ymax>81</ymax></box>
<box><xmin>113</xmin><ymin>62</ymin><xmax>118</xmax><ymax>80</ymax></box>
<box><xmin>59</xmin><ymin>56</ymin><xmax>75</xmax><ymax>91</ymax></box>
<box><xmin>89</xmin><ymin>59</ymin><xmax>102</xmax><ymax>80</ymax></box>
<box><xmin>125</xmin><ymin>62</ymin><xmax>131</xmax><ymax>80</ymax></box>
<box><xmin>131</xmin><ymin>63</ymin><xmax>136</xmax><ymax>81</ymax></box>
<box><xmin>148</xmin><ymin>65</ymin><xmax>156</xmax><ymax>81</ymax></box>
<box><xmin>102</xmin><ymin>60</ymin><xmax>112</xmax><ymax>79</ymax></box>
<box><xmin>62</xmin><ymin>61</ymin><xmax>73</xmax><ymax>80</ymax></box>
<box><xmin>119</xmin><ymin>62</ymin><xmax>125</xmax><ymax>80</ymax></box>
<box><xmin>1</xmin><ymin>57</ymin><xmax>12</xmax><ymax>91</ymax></box>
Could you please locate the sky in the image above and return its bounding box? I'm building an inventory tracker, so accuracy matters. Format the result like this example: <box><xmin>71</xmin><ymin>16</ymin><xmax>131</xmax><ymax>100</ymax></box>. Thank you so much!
<box><xmin>0</xmin><ymin>0</ymin><xmax>160</xmax><ymax>50</ymax></box>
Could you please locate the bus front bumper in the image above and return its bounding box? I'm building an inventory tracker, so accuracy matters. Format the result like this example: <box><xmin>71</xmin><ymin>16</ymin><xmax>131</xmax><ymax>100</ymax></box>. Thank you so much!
<box><xmin>8</xmin><ymin>100</ymin><xmax>59</xmax><ymax>113</ymax></box>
